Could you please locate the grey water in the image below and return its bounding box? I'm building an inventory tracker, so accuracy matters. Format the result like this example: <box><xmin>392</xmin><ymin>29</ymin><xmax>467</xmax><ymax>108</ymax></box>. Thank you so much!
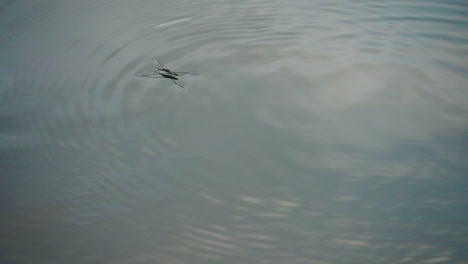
<box><xmin>1</xmin><ymin>0</ymin><xmax>467</xmax><ymax>263</ymax></box>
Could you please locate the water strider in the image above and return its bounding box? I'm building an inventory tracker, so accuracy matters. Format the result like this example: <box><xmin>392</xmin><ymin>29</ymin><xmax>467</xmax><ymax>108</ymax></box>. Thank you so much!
<box><xmin>136</xmin><ymin>59</ymin><xmax>198</xmax><ymax>88</ymax></box>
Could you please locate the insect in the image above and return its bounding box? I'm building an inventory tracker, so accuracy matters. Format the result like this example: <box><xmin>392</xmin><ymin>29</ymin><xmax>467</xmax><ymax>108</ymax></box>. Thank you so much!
<box><xmin>136</xmin><ymin>59</ymin><xmax>198</xmax><ymax>88</ymax></box>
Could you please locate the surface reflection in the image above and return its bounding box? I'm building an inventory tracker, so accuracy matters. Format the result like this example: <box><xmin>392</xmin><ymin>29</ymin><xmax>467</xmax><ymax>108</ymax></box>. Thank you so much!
<box><xmin>0</xmin><ymin>0</ymin><xmax>467</xmax><ymax>263</ymax></box>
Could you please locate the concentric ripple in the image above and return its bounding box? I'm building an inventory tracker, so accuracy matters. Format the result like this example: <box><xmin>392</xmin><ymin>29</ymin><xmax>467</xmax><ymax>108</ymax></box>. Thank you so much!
<box><xmin>1</xmin><ymin>0</ymin><xmax>467</xmax><ymax>263</ymax></box>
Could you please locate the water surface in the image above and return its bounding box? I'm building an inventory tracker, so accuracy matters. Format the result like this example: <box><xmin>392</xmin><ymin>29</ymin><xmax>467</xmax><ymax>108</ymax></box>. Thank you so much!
<box><xmin>1</xmin><ymin>0</ymin><xmax>467</xmax><ymax>263</ymax></box>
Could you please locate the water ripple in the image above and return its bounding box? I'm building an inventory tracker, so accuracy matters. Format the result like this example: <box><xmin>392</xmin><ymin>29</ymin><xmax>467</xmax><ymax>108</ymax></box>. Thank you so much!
<box><xmin>1</xmin><ymin>0</ymin><xmax>467</xmax><ymax>262</ymax></box>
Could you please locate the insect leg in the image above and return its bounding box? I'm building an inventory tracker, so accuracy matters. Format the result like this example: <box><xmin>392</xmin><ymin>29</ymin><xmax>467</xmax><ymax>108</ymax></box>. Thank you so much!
<box><xmin>171</xmin><ymin>80</ymin><xmax>184</xmax><ymax>88</ymax></box>
<box><xmin>154</xmin><ymin>59</ymin><xmax>169</xmax><ymax>70</ymax></box>
<box><xmin>173</xmin><ymin>71</ymin><xmax>199</xmax><ymax>76</ymax></box>
<box><xmin>136</xmin><ymin>74</ymin><xmax>164</xmax><ymax>78</ymax></box>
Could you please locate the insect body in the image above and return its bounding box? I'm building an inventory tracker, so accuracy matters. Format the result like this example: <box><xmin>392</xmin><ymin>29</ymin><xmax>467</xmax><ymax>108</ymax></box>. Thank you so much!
<box><xmin>159</xmin><ymin>73</ymin><xmax>179</xmax><ymax>80</ymax></box>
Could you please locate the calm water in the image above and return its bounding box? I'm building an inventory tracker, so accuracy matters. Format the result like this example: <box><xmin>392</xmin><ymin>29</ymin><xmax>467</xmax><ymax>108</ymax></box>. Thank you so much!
<box><xmin>1</xmin><ymin>0</ymin><xmax>467</xmax><ymax>263</ymax></box>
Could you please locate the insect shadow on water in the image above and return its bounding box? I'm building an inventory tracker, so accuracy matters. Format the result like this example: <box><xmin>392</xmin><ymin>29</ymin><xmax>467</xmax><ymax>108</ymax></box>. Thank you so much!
<box><xmin>136</xmin><ymin>59</ymin><xmax>199</xmax><ymax>89</ymax></box>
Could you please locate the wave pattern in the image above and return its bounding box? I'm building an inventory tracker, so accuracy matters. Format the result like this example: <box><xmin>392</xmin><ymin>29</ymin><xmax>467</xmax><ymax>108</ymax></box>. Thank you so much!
<box><xmin>0</xmin><ymin>0</ymin><xmax>467</xmax><ymax>263</ymax></box>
